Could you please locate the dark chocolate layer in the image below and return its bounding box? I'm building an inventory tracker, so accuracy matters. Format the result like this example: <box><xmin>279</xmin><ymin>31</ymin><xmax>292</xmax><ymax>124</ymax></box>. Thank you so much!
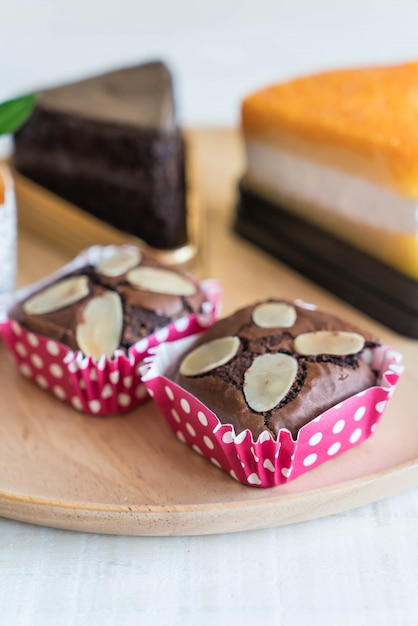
<box><xmin>235</xmin><ymin>182</ymin><xmax>418</xmax><ymax>337</ymax></box>
<box><xmin>13</xmin><ymin>62</ymin><xmax>187</xmax><ymax>249</ymax></box>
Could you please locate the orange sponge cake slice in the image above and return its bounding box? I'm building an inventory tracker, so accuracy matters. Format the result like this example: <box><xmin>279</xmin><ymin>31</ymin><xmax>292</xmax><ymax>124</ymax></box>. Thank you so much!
<box><xmin>242</xmin><ymin>61</ymin><xmax>418</xmax><ymax>279</ymax></box>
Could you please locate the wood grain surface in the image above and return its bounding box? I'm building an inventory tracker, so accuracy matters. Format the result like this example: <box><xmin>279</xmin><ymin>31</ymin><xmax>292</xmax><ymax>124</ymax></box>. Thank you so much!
<box><xmin>1</xmin><ymin>129</ymin><xmax>417</xmax><ymax>536</ymax></box>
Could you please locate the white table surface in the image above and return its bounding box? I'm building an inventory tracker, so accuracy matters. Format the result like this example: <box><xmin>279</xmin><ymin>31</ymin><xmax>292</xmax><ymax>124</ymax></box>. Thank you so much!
<box><xmin>2</xmin><ymin>489</ymin><xmax>418</xmax><ymax>625</ymax></box>
<box><xmin>2</xmin><ymin>1</ymin><xmax>418</xmax><ymax>624</ymax></box>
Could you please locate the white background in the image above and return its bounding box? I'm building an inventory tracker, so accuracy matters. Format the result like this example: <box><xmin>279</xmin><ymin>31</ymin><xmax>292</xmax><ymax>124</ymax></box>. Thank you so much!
<box><xmin>2</xmin><ymin>0</ymin><xmax>418</xmax><ymax>125</ymax></box>
<box><xmin>2</xmin><ymin>2</ymin><xmax>418</xmax><ymax>625</ymax></box>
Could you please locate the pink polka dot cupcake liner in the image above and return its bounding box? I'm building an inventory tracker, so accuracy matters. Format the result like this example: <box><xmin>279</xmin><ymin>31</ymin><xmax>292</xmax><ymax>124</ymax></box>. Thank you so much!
<box><xmin>141</xmin><ymin>336</ymin><xmax>403</xmax><ymax>487</ymax></box>
<box><xmin>0</xmin><ymin>246</ymin><xmax>222</xmax><ymax>416</ymax></box>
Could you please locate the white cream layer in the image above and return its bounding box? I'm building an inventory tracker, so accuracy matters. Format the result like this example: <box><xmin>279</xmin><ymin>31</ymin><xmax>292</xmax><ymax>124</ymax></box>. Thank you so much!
<box><xmin>245</xmin><ymin>141</ymin><xmax>418</xmax><ymax>234</ymax></box>
<box><xmin>0</xmin><ymin>166</ymin><xmax>17</xmax><ymax>293</ymax></box>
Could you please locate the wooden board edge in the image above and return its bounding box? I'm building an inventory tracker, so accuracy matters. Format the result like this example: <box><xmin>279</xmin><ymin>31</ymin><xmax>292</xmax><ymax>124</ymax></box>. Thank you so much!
<box><xmin>12</xmin><ymin>157</ymin><xmax>200</xmax><ymax>273</ymax></box>
<box><xmin>1</xmin><ymin>457</ymin><xmax>418</xmax><ymax>536</ymax></box>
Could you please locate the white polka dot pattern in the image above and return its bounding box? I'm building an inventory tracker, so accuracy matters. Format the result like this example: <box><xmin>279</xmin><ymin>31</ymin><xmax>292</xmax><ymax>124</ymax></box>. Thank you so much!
<box><xmin>354</xmin><ymin>406</ymin><xmax>366</xmax><ymax>421</ymax></box>
<box><xmin>186</xmin><ymin>423</ymin><xmax>196</xmax><ymax>437</ymax></box>
<box><xmin>155</xmin><ymin>327</ymin><xmax>169</xmax><ymax>342</ymax></box>
<box><xmin>174</xmin><ymin>317</ymin><xmax>190</xmax><ymax>332</ymax></box>
<box><xmin>49</xmin><ymin>364</ymin><xmax>63</xmax><ymax>378</ymax></box>
<box><xmin>71</xmin><ymin>396</ymin><xmax>83</xmax><ymax>411</ymax></box>
<box><xmin>31</xmin><ymin>354</ymin><xmax>43</xmax><ymax>369</ymax></box>
<box><xmin>109</xmin><ymin>370</ymin><xmax>120</xmax><ymax>384</ymax></box>
<box><xmin>165</xmin><ymin>385</ymin><xmax>174</xmax><ymax>401</ymax></box>
<box><xmin>118</xmin><ymin>393</ymin><xmax>131</xmax><ymax>407</ymax></box>
<box><xmin>15</xmin><ymin>343</ymin><xmax>27</xmax><ymax>357</ymax></box>
<box><xmin>333</xmin><ymin>419</ymin><xmax>345</xmax><ymax>434</ymax></box>
<box><xmin>180</xmin><ymin>398</ymin><xmax>191</xmax><ymax>414</ymax></box>
<box><xmin>0</xmin><ymin>320</ymin><xmax>151</xmax><ymax>415</ymax></box>
<box><xmin>203</xmin><ymin>436</ymin><xmax>215</xmax><ymax>450</ymax></box>
<box><xmin>53</xmin><ymin>386</ymin><xmax>66</xmax><ymax>400</ymax></box>
<box><xmin>350</xmin><ymin>428</ymin><xmax>362</xmax><ymax>444</ymax></box>
<box><xmin>303</xmin><ymin>453</ymin><xmax>317</xmax><ymax>467</ymax></box>
<box><xmin>247</xmin><ymin>473</ymin><xmax>262</xmax><ymax>485</ymax></box>
<box><xmin>101</xmin><ymin>384</ymin><xmax>113</xmax><ymax>399</ymax></box>
<box><xmin>11</xmin><ymin>320</ymin><xmax>22</xmax><ymax>335</ymax></box>
<box><xmin>46</xmin><ymin>340</ymin><xmax>60</xmax><ymax>356</ymax></box>
<box><xmin>67</xmin><ymin>361</ymin><xmax>78</xmax><ymax>374</ymax></box>
<box><xmin>0</xmin><ymin>272</ymin><xmax>221</xmax><ymax>417</ymax></box>
<box><xmin>141</xmin><ymin>339</ymin><xmax>403</xmax><ymax>488</ymax></box>
<box><xmin>88</xmin><ymin>400</ymin><xmax>101</xmax><ymax>413</ymax></box>
<box><xmin>263</xmin><ymin>459</ymin><xmax>275</xmax><ymax>472</ymax></box>
<box><xmin>222</xmin><ymin>431</ymin><xmax>234</xmax><ymax>444</ymax></box>
<box><xmin>309</xmin><ymin>432</ymin><xmax>322</xmax><ymax>446</ymax></box>
<box><xmin>35</xmin><ymin>375</ymin><xmax>48</xmax><ymax>389</ymax></box>
<box><xmin>134</xmin><ymin>385</ymin><xmax>148</xmax><ymax>400</ymax></box>
<box><xmin>197</xmin><ymin>411</ymin><xmax>208</xmax><ymax>426</ymax></box>
<box><xmin>19</xmin><ymin>363</ymin><xmax>32</xmax><ymax>378</ymax></box>
<box><xmin>27</xmin><ymin>333</ymin><xmax>39</xmax><ymax>347</ymax></box>
<box><xmin>328</xmin><ymin>442</ymin><xmax>341</xmax><ymax>456</ymax></box>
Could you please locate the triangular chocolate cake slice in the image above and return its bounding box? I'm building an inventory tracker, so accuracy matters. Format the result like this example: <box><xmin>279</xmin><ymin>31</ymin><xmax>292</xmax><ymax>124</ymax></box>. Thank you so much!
<box><xmin>14</xmin><ymin>62</ymin><xmax>187</xmax><ymax>250</ymax></box>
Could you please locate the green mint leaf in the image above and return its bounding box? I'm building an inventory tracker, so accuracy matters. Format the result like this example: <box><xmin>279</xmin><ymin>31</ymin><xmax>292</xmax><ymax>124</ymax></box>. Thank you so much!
<box><xmin>0</xmin><ymin>93</ymin><xmax>37</xmax><ymax>135</ymax></box>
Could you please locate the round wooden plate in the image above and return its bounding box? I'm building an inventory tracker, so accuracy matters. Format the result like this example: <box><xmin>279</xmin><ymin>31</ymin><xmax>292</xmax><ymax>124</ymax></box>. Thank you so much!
<box><xmin>1</xmin><ymin>130</ymin><xmax>417</xmax><ymax>536</ymax></box>
<box><xmin>1</xmin><ymin>336</ymin><xmax>418</xmax><ymax>536</ymax></box>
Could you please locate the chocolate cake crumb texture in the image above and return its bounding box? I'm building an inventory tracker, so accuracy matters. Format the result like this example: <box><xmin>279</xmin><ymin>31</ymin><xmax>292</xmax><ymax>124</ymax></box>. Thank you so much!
<box><xmin>13</xmin><ymin>62</ymin><xmax>188</xmax><ymax>249</ymax></box>
<box><xmin>11</xmin><ymin>247</ymin><xmax>205</xmax><ymax>360</ymax></box>
<box><xmin>176</xmin><ymin>301</ymin><xmax>380</xmax><ymax>440</ymax></box>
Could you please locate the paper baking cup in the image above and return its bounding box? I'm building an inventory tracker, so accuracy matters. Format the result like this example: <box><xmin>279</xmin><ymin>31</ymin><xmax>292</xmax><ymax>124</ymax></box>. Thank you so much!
<box><xmin>0</xmin><ymin>245</ymin><xmax>222</xmax><ymax>416</ymax></box>
<box><xmin>141</xmin><ymin>335</ymin><xmax>403</xmax><ymax>487</ymax></box>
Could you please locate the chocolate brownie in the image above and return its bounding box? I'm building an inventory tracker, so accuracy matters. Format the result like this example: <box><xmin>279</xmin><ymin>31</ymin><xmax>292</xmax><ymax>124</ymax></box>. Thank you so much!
<box><xmin>175</xmin><ymin>300</ymin><xmax>380</xmax><ymax>440</ymax></box>
<box><xmin>13</xmin><ymin>62</ymin><xmax>187</xmax><ymax>249</ymax></box>
<box><xmin>10</xmin><ymin>246</ymin><xmax>205</xmax><ymax>359</ymax></box>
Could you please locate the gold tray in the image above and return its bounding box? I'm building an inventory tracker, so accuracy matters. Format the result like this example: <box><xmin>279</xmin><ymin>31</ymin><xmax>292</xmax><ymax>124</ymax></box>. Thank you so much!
<box><xmin>12</xmin><ymin>144</ymin><xmax>199</xmax><ymax>271</ymax></box>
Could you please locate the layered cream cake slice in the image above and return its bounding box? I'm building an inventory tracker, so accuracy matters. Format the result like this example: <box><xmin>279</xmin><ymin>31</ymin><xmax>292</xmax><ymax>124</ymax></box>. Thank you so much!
<box><xmin>0</xmin><ymin>166</ymin><xmax>17</xmax><ymax>293</ymax></box>
<box><xmin>241</xmin><ymin>61</ymin><xmax>418</xmax><ymax>280</ymax></box>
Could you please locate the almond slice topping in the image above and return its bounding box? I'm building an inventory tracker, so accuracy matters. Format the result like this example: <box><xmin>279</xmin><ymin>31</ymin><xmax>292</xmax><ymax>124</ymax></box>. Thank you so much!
<box><xmin>76</xmin><ymin>291</ymin><xmax>123</xmax><ymax>360</ymax></box>
<box><xmin>126</xmin><ymin>267</ymin><xmax>196</xmax><ymax>296</ymax></box>
<box><xmin>23</xmin><ymin>276</ymin><xmax>90</xmax><ymax>315</ymax></box>
<box><xmin>180</xmin><ymin>336</ymin><xmax>240</xmax><ymax>377</ymax></box>
<box><xmin>252</xmin><ymin>302</ymin><xmax>297</xmax><ymax>328</ymax></box>
<box><xmin>96</xmin><ymin>246</ymin><xmax>141</xmax><ymax>277</ymax></box>
<box><xmin>243</xmin><ymin>353</ymin><xmax>298</xmax><ymax>413</ymax></box>
<box><xmin>294</xmin><ymin>330</ymin><xmax>365</xmax><ymax>356</ymax></box>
